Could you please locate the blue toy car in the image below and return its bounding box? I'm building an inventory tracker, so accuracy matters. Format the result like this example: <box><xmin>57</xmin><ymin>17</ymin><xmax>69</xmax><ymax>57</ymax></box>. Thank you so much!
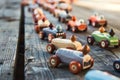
<box><xmin>49</xmin><ymin>45</ymin><xmax>94</xmax><ymax>74</ymax></box>
<box><xmin>113</xmin><ymin>59</ymin><xmax>120</xmax><ymax>72</ymax></box>
<box><xmin>39</xmin><ymin>24</ymin><xmax>66</xmax><ymax>42</ymax></box>
<box><xmin>85</xmin><ymin>70</ymin><xmax>120</xmax><ymax>80</ymax></box>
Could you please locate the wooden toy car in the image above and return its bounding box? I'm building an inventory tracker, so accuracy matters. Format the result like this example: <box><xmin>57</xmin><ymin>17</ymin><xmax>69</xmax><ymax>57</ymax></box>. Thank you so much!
<box><xmin>46</xmin><ymin>35</ymin><xmax>83</xmax><ymax>53</ymax></box>
<box><xmin>113</xmin><ymin>59</ymin><xmax>120</xmax><ymax>72</ymax></box>
<box><xmin>87</xmin><ymin>27</ymin><xmax>120</xmax><ymax>48</ymax></box>
<box><xmin>58</xmin><ymin>10</ymin><xmax>72</xmax><ymax>23</ymax></box>
<box><xmin>39</xmin><ymin>24</ymin><xmax>66</xmax><ymax>42</ymax></box>
<box><xmin>21</xmin><ymin>0</ymin><xmax>29</xmax><ymax>6</ymax></box>
<box><xmin>56</xmin><ymin>1</ymin><xmax>72</xmax><ymax>12</ymax></box>
<box><xmin>88</xmin><ymin>13</ymin><xmax>107</xmax><ymax>27</ymax></box>
<box><xmin>67</xmin><ymin>16</ymin><xmax>87</xmax><ymax>32</ymax></box>
<box><xmin>32</xmin><ymin>8</ymin><xmax>45</xmax><ymax>24</ymax></box>
<box><xmin>85</xmin><ymin>70</ymin><xmax>120</xmax><ymax>80</ymax></box>
<box><xmin>49</xmin><ymin>45</ymin><xmax>94</xmax><ymax>74</ymax></box>
<box><xmin>34</xmin><ymin>17</ymin><xmax>50</xmax><ymax>33</ymax></box>
<box><xmin>28</xmin><ymin>3</ymin><xmax>38</xmax><ymax>12</ymax></box>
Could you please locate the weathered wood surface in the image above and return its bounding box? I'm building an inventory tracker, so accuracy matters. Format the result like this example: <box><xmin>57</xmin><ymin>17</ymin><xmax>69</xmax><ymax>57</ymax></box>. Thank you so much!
<box><xmin>25</xmin><ymin>3</ymin><xmax>120</xmax><ymax>80</ymax></box>
<box><xmin>0</xmin><ymin>0</ymin><xmax>20</xmax><ymax>80</ymax></box>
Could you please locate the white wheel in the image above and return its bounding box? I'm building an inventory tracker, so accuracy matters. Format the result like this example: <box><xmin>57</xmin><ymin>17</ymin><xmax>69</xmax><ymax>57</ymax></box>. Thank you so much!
<box><xmin>115</xmin><ymin>63</ymin><xmax>120</xmax><ymax>69</ymax></box>
<box><xmin>101</xmin><ymin>41</ymin><xmax>105</xmax><ymax>47</ymax></box>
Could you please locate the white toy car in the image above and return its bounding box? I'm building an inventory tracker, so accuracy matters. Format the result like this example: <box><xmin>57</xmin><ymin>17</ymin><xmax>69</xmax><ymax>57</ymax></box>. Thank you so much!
<box><xmin>46</xmin><ymin>35</ymin><xmax>83</xmax><ymax>53</ymax></box>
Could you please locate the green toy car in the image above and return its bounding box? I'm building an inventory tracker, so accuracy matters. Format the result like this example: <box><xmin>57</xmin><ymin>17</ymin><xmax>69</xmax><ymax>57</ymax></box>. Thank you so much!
<box><xmin>87</xmin><ymin>27</ymin><xmax>120</xmax><ymax>48</ymax></box>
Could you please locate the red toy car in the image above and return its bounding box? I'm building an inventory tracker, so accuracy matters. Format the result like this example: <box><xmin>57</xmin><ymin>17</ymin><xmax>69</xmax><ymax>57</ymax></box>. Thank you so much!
<box><xmin>88</xmin><ymin>13</ymin><xmax>107</xmax><ymax>27</ymax></box>
<box><xmin>67</xmin><ymin>16</ymin><xmax>87</xmax><ymax>32</ymax></box>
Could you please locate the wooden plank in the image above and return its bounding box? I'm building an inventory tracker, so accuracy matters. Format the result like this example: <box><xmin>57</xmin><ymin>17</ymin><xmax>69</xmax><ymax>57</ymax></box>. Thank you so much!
<box><xmin>0</xmin><ymin>0</ymin><xmax>21</xmax><ymax>80</ymax></box>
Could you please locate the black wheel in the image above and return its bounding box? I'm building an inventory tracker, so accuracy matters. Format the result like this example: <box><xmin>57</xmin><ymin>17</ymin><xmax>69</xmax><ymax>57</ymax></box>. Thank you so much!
<box><xmin>87</xmin><ymin>36</ymin><xmax>94</xmax><ymax>45</ymax></box>
<box><xmin>113</xmin><ymin>60</ymin><xmax>120</xmax><ymax>72</ymax></box>
<box><xmin>100</xmin><ymin>40</ymin><xmax>109</xmax><ymax>48</ymax></box>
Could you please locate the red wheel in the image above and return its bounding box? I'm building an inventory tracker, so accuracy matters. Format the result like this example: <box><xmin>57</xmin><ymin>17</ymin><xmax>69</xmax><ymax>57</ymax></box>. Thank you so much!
<box><xmin>34</xmin><ymin>25</ymin><xmax>39</xmax><ymax>33</ymax></box>
<box><xmin>100</xmin><ymin>40</ymin><xmax>109</xmax><ymax>48</ymax></box>
<box><xmin>49</xmin><ymin>55</ymin><xmax>60</xmax><ymax>67</ymax></box>
<box><xmin>87</xmin><ymin>36</ymin><xmax>94</xmax><ymax>45</ymax></box>
<box><xmin>48</xmin><ymin>34</ymin><xmax>54</xmax><ymax>42</ymax></box>
<box><xmin>39</xmin><ymin>31</ymin><xmax>44</xmax><ymax>40</ymax></box>
<box><xmin>46</xmin><ymin>44</ymin><xmax>55</xmax><ymax>54</ymax></box>
<box><xmin>69</xmin><ymin>61</ymin><xmax>81</xmax><ymax>74</ymax></box>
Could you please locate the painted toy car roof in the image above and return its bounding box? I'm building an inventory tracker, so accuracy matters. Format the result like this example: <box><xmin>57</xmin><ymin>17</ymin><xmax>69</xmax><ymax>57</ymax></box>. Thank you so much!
<box><xmin>85</xmin><ymin>70</ymin><xmax>120</xmax><ymax>80</ymax></box>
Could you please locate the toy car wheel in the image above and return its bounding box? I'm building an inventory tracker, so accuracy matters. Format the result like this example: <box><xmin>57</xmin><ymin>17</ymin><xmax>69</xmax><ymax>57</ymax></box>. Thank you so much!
<box><xmin>63</xmin><ymin>33</ymin><xmax>66</xmax><ymax>39</ymax></box>
<box><xmin>62</xmin><ymin>18</ymin><xmax>65</xmax><ymax>23</ymax></box>
<box><xmin>72</xmin><ymin>27</ymin><xmax>77</xmax><ymax>33</ymax></box>
<box><xmin>113</xmin><ymin>60</ymin><xmax>120</xmax><ymax>72</ymax></box>
<box><xmin>46</xmin><ymin>43</ymin><xmax>55</xmax><ymax>53</ymax></box>
<box><xmin>104</xmin><ymin>21</ymin><xmax>107</xmax><ymax>27</ymax></box>
<box><xmin>58</xmin><ymin>17</ymin><xmax>61</xmax><ymax>22</ymax></box>
<box><xmin>83</xmin><ymin>27</ymin><xmax>87</xmax><ymax>32</ymax></box>
<box><xmin>39</xmin><ymin>31</ymin><xmax>44</xmax><ymax>40</ymax></box>
<box><xmin>48</xmin><ymin>34</ymin><xmax>54</xmax><ymax>42</ymax></box>
<box><xmin>49</xmin><ymin>55</ymin><xmax>60</xmax><ymax>67</ymax></box>
<box><xmin>34</xmin><ymin>25</ymin><xmax>39</xmax><ymax>33</ymax></box>
<box><xmin>66</xmin><ymin>24</ymin><xmax>70</xmax><ymax>31</ymax></box>
<box><xmin>100</xmin><ymin>40</ymin><xmax>109</xmax><ymax>48</ymax></box>
<box><xmin>69</xmin><ymin>61</ymin><xmax>81</xmax><ymax>74</ymax></box>
<box><xmin>88</xmin><ymin>20</ymin><xmax>91</xmax><ymax>25</ymax></box>
<box><xmin>87</xmin><ymin>36</ymin><xmax>94</xmax><ymax>45</ymax></box>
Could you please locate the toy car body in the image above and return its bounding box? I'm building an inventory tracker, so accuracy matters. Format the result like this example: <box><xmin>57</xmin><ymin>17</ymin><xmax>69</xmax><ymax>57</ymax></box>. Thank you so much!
<box><xmin>39</xmin><ymin>26</ymin><xmax>66</xmax><ymax>42</ymax></box>
<box><xmin>85</xmin><ymin>70</ymin><xmax>120</xmax><ymax>80</ymax></box>
<box><xmin>87</xmin><ymin>29</ymin><xmax>120</xmax><ymax>48</ymax></box>
<box><xmin>35</xmin><ymin>19</ymin><xmax>50</xmax><ymax>33</ymax></box>
<box><xmin>46</xmin><ymin>38</ymin><xmax>83</xmax><ymax>53</ymax></box>
<box><xmin>67</xmin><ymin>19</ymin><xmax>87</xmax><ymax>32</ymax></box>
<box><xmin>49</xmin><ymin>48</ymin><xmax>94</xmax><ymax>74</ymax></box>
<box><xmin>113</xmin><ymin>59</ymin><xmax>120</xmax><ymax>72</ymax></box>
<box><xmin>88</xmin><ymin>15</ymin><xmax>107</xmax><ymax>27</ymax></box>
<box><xmin>56</xmin><ymin>1</ymin><xmax>72</xmax><ymax>12</ymax></box>
<box><xmin>32</xmin><ymin>8</ymin><xmax>45</xmax><ymax>24</ymax></box>
<box><xmin>58</xmin><ymin>10</ymin><xmax>72</xmax><ymax>23</ymax></box>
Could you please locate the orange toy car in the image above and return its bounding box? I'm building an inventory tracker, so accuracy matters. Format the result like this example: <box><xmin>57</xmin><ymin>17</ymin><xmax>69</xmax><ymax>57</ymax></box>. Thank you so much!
<box><xmin>34</xmin><ymin>17</ymin><xmax>50</xmax><ymax>33</ymax></box>
<box><xmin>88</xmin><ymin>13</ymin><xmax>107</xmax><ymax>27</ymax></box>
<box><xmin>67</xmin><ymin>16</ymin><xmax>87</xmax><ymax>32</ymax></box>
<box><xmin>32</xmin><ymin>8</ymin><xmax>45</xmax><ymax>24</ymax></box>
